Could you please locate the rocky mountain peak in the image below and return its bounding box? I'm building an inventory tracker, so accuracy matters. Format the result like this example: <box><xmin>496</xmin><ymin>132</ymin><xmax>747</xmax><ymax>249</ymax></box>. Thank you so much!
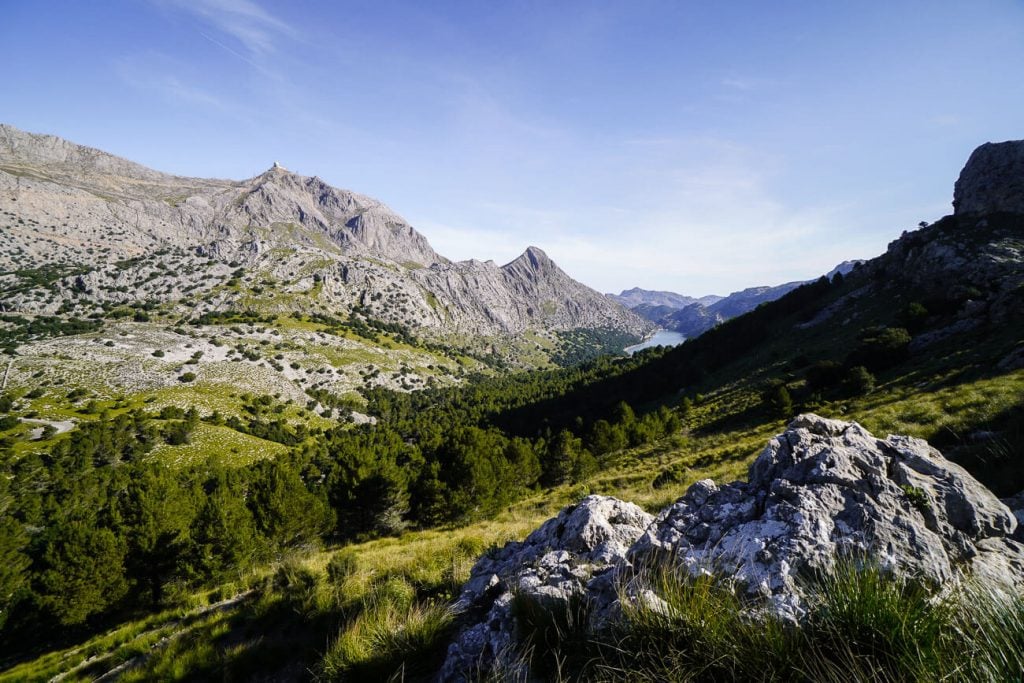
<box><xmin>518</xmin><ymin>246</ymin><xmax>553</xmax><ymax>270</ymax></box>
<box><xmin>0</xmin><ymin>124</ymin><xmax>170</xmax><ymax>183</ymax></box>
<box><xmin>501</xmin><ymin>246</ymin><xmax>559</xmax><ymax>277</ymax></box>
<box><xmin>257</xmin><ymin>161</ymin><xmax>293</xmax><ymax>180</ymax></box>
<box><xmin>953</xmin><ymin>139</ymin><xmax>1024</xmax><ymax>215</ymax></box>
<box><xmin>0</xmin><ymin>123</ymin><xmax>651</xmax><ymax>343</ymax></box>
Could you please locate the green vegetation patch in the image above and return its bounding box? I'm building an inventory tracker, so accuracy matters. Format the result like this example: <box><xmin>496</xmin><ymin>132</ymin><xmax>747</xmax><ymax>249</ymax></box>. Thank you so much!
<box><xmin>149</xmin><ymin>422</ymin><xmax>288</xmax><ymax>468</ymax></box>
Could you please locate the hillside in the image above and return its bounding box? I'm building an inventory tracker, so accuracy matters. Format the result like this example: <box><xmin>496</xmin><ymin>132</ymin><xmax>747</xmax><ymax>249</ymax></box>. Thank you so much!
<box><xmin>0</xmin><ymin>125</ymin><xmax>654</xmax><ymax>460</ymax></box>
<box><xmin>0</xmin><ymin>139</ymin><xmax>1022</xmax><ymax>681</ymax></box>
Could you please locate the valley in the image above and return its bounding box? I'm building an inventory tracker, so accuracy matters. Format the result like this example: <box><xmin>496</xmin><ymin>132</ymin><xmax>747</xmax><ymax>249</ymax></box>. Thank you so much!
<box><xmin>609</xmin><ymin>260</ymin><xmax>861</xmax><ymax>338</ymax></box>
<box><xmin>0</xmin><ymin>127</ymin><xmax>1023</xmax><ymax>682</ymax></box>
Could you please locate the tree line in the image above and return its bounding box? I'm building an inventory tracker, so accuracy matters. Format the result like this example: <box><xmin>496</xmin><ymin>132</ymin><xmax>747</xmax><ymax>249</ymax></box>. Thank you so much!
<box><xmin>0</xmin><ymin>370</ymin><xmax>681</xmax><ymax>662</ymax></box>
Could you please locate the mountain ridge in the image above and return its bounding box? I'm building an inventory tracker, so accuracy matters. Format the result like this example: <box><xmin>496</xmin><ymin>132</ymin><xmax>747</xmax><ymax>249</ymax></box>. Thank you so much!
<box><xmin>0</xmin><ymin>124</ymin><xmax>650</xmax><ymax>346</ymax></box>
<box><xmin>610</xmin><ymin>260</ymin><xmax>861</xmax><ymax>337</ymax></box>
<box><xmin>2</xmin><ymin>132</ymin><xmax>1023</xmax><ymax>681</ymax></box>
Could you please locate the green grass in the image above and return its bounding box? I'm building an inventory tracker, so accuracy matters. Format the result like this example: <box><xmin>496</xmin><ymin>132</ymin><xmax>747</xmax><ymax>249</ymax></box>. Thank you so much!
<box><xmin>319</xmin><ymin>590</ymin><xmax>454</xmax><ymax>680</ymax></box>
<box><xmin>850</xmin><ymin>368</ymin><xmax>1024</xmax><ymax>442</ymax></box>
<box><xmin>5</xmin><ymin>286</ymin><xmax>1023</xmax><ymax>680</ymax></box>
<box><xmin>0</xmin><ymin>589</ymin><xmax>232</xmax><ymax>683</ymax></box>
<box><xmin>148</xmin><ymin>423</ymin><xmax>288</xmax><ymax>467</ymax></box>
<box><xmin>9</xmin><ymin>364</ymin><xmax>1023</xmax><ymax>680</ymax></box>
<box><xmin>510</xmin><ymin>559</ymin><xmax>1024</xmax><ymax>682</ymax></box>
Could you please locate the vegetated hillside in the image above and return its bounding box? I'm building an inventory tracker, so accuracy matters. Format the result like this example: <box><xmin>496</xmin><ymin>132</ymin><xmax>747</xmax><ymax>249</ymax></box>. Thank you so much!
<box><xmin>0</xmin><ymin>123</ymin><xmax>650</xmax><ymax>352</ymax></box>
<box><xmin>610</xmin><ymin>260</ymin><xmax>861</xmax><ymax>338</ymax></box>
<box><xmin>1</xmin><ymin>141</ymin><xmax>1023</xmax><ymax>681</ymax></box>
<box><xmin>0</xmin><ymin>124</ymin><xmax>654</xmax><ymax>479</ymax></box>
<box><xmin>506</xmin><ymin>206</ymin><xmax>1024</xmax><ymax>497</ymax></box>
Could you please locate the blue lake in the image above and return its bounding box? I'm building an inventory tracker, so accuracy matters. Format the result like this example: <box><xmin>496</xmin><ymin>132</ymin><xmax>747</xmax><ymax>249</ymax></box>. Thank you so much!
<box><xmin>624</xmin><ymin>329</ymin><xmax>686</xmax><ymax>355</ymax></box>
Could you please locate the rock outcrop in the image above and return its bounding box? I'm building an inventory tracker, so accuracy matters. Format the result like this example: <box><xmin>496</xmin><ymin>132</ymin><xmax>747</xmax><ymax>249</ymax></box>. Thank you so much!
<box><xmin>629</xmin><ymin>414</ymin><xmax>1024</xmax><ymax>619</ymax></box>
<box><xmin>953</xmin><ymin>140</ymin><xmax>1024</xmax><ymax>215</ymax></box>
<box><xmin>439</xmin><ymin>496</ymin><xmax>652</xmax><ymax>681</ymax></box>
<box><xmin>439</xmin><ymin>415</ymin><xmax>1024</xmax><ymax>680</ymax></box>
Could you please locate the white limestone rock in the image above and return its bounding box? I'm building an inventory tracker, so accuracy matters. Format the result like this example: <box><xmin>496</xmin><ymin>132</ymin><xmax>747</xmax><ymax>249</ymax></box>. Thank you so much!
<box><xmin>628</xmin><ymin>414</ymin><xmax>1024</xmax><ymax>620</ymax></box>
<box><xmin>438</xmin><ymin>495</ymin><xmax>653</xmax><ymax>681</ymax></box>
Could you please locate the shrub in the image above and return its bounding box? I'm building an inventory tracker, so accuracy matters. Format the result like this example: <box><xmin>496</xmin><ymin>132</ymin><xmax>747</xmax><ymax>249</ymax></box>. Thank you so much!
<box><xmin>652</xmin><ymin>464</ymin><xmax>689</xmax><ymax>490</ymax></box>
<box><xmin>901</xmin><ymin>302</ymin><xmax>929</xmax><ymax>332</ymax></box>
<box><xmin>163</xmin><ymin>421</ymin><xmax>191</xmax><ymax>446</ymax></box>
<box><xmin>762</xmin><ymin>381</ymin><xmax>794</xmax><ymax>419</ymax></box>
<box><xmin>179</xmin><ymin>372</ymin><xmax>196</xmax><ymax>383</ymax></box>
<box><xmin>326</xmin><ymin>549</ymin><xmax>359</xmax><ymax>586</ymax></box>
<box><xmin>806</xmin><ymin>360</ymin><xmax>843</xmax><ymax>391</ymax></box>
<box><xmin>272</xmin><ymin>558</ymin><xmax>322</xmax><ymax>615</ymax></box>
<box><xmin>900</xmin><ymin>484</ymin><xmax>930</xmax><ymax>512</ymax></box>
<box><xmin>843</xmin><ymin>365</ymin><xmax>876</xmax><ymax>395</ymax></box>
<box><xmin>848</xmin><ymin>326</ymin><xmax>911</xmax><ymax>371</ymax></box>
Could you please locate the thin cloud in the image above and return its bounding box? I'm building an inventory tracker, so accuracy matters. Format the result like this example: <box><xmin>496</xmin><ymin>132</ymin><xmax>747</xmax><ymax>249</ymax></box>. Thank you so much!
<box><xmin>927</xmin><ymin>114</ymin><xmax>960</xmax><ymax>128</ymax></box>
<box><xmin>411</xmin><ymin>142</ymin><xmax>863</xmax><ymax>295</ymax></box>
<box><xmin>720</xmin><ymin>75</ymin><xmax>785</xmax><ymax>91</ymax></box>
<box><xmin>115</xmin><ymin>55</ymin><xmax>252</xmax><ymax>120</ymax></box>
<box><xmin>197</xmin><ymin>30</ymin><xmax>260</xmax><ymax>69</ymax></box>
<box><xmin>160</xmin><ymin>0</ymin><xmax>297</xmax><ymax>56</ymax></box>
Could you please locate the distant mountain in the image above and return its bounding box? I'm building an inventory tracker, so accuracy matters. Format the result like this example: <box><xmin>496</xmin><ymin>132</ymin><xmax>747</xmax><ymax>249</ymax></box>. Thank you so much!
<box><xmin>508</xmin><ymin>138</ymin><xmax>1024</xmax><ymax>466</ymax></box>
<box><xmin>0</xmin><ymin>124</ymin><xmax>650</xmax><ymax>345</ymax></box>
<box><xmin>608</xmin><ymin>288</ymin><xmax>722</xmax><ymax>310</ymax></box>
<box><xmin>611</xmin><ymin>261</ymin><xmax>861</xmax><ymax>338</ymax></box>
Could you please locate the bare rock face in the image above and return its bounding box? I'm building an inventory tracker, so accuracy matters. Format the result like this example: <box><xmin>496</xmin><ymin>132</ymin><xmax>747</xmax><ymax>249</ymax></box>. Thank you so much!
<box><xmin>630</xmin><ymin>414</ymin><xmax>1024</xmax><ymax>619</ymax></box>
<box><xmin>438</xmin><ymin>416</ymin><xmax>1024</xmax><ymax>680</ymax></box>
<box><xmin>1004</xmin><ymin>490</ymin><xmax>1024</xmax><ymax>542</ymax></box>
<box><xmin>439</xmin><ymin>495</ymin><xmax>653</xmax><ymax>681</ymax></box>
<box><xmin>953</xmin><ymin>140</ymin><xmax>1024</xmax><ymax>215</ymax></box>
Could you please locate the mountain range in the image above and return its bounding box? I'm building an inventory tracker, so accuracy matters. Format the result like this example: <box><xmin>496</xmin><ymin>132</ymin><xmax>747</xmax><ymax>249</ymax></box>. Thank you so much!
<box><xmin>2</xmin><ymin>126</ymin><xmax>1024</xmax><ymax>681</ymax></box>
<box><xmin>0</xmin><ymin>124</ymin><xmax>649</xmax><ymax>347</ymax></box>
<box><xmin>608</xmin><ymin>261</ymin><xmax>861</xmax><ymax>338</ymax></box>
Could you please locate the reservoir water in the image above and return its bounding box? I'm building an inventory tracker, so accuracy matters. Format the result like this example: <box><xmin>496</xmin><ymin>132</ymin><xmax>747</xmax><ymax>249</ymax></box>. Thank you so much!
<box><xmin>624</xmin><ymin>329</ymin><xmax>686</xmax><ymax>355</ymax></box>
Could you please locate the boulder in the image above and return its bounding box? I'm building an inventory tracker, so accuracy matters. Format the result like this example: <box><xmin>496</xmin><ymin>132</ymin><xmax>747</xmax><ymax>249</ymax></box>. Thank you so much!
<box><xmin>628</xmin><ymin>414</ymin><xmax>1024</xmax><ymax>620</ymax></box>
<box><xmin>438</xmin><ymin>495</ymin><xmax>653</xmax><ymax>681</ymax></box>
<box><xmin>1003</xmin><ymin>490</ymin><xmax>1024</xmax><ymax>542</ymax></box>
<box><xmin>437</xmin><ymin>416</ymin><xmax>1024</xmax><ymax>679</ymax></box>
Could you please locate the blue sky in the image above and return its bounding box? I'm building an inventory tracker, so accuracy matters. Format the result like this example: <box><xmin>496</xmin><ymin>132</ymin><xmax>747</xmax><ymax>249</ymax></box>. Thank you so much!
<box><xmin>4</xmin><ymin>1</ymin><xmax>1024</xmax><ymax>295</ymax></box>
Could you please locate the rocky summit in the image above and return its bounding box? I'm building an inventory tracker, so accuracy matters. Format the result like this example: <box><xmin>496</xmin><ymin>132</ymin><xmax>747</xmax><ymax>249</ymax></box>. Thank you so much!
<box><xmin>954</xmin><ymin>139</ymin><xmax>1024</xmax><ymax>215</ymax></box>
<box><xmin>438</xmin><ymin>415</ymin><xmax>1024</xmax><ymax>680</ymax></box>
<box><xmin>0</xmin><ymin>124</ymin><xmax>649</xmax><ymax>341</ymax></box>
